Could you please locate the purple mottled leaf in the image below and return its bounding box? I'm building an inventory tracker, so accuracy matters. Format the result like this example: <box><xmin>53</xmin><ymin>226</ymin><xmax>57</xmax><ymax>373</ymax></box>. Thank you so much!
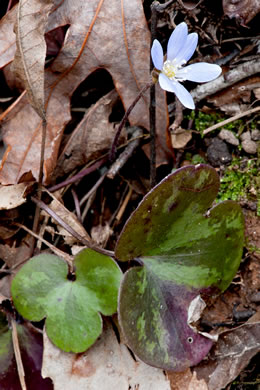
<box><xmin>0</xmin><ymin>311</ymin><xmax>53</xmax><ymax>389</ymax></box>
<box><xmin>116</xmin><ymin>165</ymin><xmax>244</xmax><ymax>371</ymax></box>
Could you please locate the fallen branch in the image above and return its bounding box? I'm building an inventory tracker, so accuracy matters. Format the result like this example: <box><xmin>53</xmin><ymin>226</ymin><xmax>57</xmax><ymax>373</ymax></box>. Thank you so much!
<box><xmin>191</xmin><ymin>57</ymin><xmax>260</xmax><ymax>102</ymax></box>
<box><xmin>203</xmin><ymin>106</ymin><xmax>260</xmax><ymax>135</ymax></box>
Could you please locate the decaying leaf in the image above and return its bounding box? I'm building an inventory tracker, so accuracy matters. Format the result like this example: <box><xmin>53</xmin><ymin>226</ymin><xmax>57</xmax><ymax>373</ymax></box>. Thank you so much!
<box><xmin>12</xmin><ymin>0</ymin><xmax>53</xmax><ymax>119</ymax></box>
<box><xmin>0</xmin><ymin>0</ymin><xmax>169</xmax><ymax>185</ymax></box>
<box><xmin>53</xmin><ymin>90</ymin><xmax>126</xmax><ymax>178</ymax></box>
<box><xmin>0</xmin><ymin>5</ymin><xmax>17</xmax><ymax>69</ymax></box>
<box><xmin>167</xmin><ymin>368</ymin><xmax>208</xmax><ymax>390</ymax></box>
<box><xmin>193</xmin><ymin>312</ymin><xmax>260</xmax><ymax>390</ymax></box>
<box><xmin>223</xmin><ymin>0</ymin><xmax>260</xmax><ymax>24</ymax></box>
<box><xmin>42</xmin><ymin>322</ymin><xmax>171</xmax><ymax>390</ymax></box>
<box><xmin>0</xmin><ymin>183</ymin><xmax>31</xmax><ymax>210</ymax></box>
<box><xmin>170</xmin><ymin>127</ymin><xmax>193</xmax><ymax>149</ymax></box>
<box><xmin>42</xmin><ymin>190</ymin><xmax>91</xmax><ymax>245</ymax></box>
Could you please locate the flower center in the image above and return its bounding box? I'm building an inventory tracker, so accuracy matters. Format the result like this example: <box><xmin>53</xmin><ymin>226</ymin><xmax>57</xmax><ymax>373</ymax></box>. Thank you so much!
<box><xmin>162</xmin><ymin>60</ymin><xmax>177</xmax><ymax>80</ymax></box>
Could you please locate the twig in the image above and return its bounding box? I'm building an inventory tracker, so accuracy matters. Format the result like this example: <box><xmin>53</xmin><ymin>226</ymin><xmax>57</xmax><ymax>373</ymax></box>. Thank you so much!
<box><xmin>31</xmin><ymin>196</ymin><xmax>114</xmax><ymax>258</ymax></box>
<box><xmin>109</xmin><ymin>81</ymin><xmax>153</xmax><ymax>161</ymax></box>
<box><xmin>15</xmin><ymin>223</ymin><xmax>74</xmax><ymax>267</ymax></box>
<box><xmin>71</xmin><ymin>188</ymin><xmax>82</xmax><ymax>224</ymax></box>
<box><xmin>191</xmin><ymin>57</ymin><xmax>260</xmax><ymax>103</ymax></box>
<box><xmin>81</xmin><ymin>173</ymin><xmax>106</xmax><ymax>221</ymax></box>
<box><xmin>115</xmin><ymin>187</ymin><xmax>133</xmax><ymax>222</ymax></box>
<box><xmin>80</xmin><ymin>172</ymin><xmax>107</xmax><ymax>207</ymax></box>
<box><xmin>48</xmin><ymin>157</ymin><xmax>106</xmax><ymax>192</ymax></box>
<box><xmin>11</xmin><ymin>319</ymin><xmax>27</xmax><ymax>390</ymax></box>
<box><xmin>107</xmin><ymin>127</ymin><xmax>143</xmax><ymax>179</ymax></box>
<box><xmin>203</xmin><ymin>106</ymin><xmax>260</xmax><ymax>135</ymax></box>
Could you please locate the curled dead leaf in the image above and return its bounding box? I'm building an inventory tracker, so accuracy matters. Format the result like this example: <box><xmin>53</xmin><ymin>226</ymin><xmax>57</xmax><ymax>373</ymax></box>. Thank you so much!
<box><xmin>0</xmin><ymin>0</ymin><xmax>169</xmax><ymax>184</ymax></box>
<box><xmin>12</xmin><ymin>0</ymin><xmax>53</xmax><ymax>119</ymax></box>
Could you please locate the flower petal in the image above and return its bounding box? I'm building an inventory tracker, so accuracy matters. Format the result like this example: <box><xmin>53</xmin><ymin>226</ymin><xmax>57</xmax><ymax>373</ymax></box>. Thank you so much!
<box><xmin>167</xmin><ymin>22</ymin><xmax>188</xmax><ymax>61</ymax></box>
<box><xmin>176</xmin><ymin>63</ymin><xmax>222</xmax><ymax>82</ymax></box>
<box><xmin>159</xmin><ymin>73</ymin><xmax>195</xmax><ymax>109</ymax></box>
<box><xmin>151</xmin><ymin>39</ymin><xmax>164</xmax><ymax>70</ymax></box>
<box><xmin>175</xmin><ymin>33</ymin><xmax>198</xmax><ymax>65</ymax></box>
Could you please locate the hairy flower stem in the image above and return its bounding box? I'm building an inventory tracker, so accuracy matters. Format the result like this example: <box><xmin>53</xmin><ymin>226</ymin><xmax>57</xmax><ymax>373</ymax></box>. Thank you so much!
<box><xmin>109</xmin><ymin>81</ymin><xmax>153</xmax><ymax>162</ymax></box>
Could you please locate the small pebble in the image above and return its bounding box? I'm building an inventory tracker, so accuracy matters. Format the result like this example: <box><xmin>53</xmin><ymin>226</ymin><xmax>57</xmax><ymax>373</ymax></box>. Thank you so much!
<box><xmin>251</xmin><ymin>129</ymin><xmax>260</xmax><ymax>141</ymax></box>
<box><xmin>206</xmin><ymin>138</ymin><xmax>232</xmax><ymax>166</ymax></box>
<box><xmin>219</xmin><ymin>129</ymin><xmax>239</xmax><ymax>146</ymax></box>
<box><xmin>241</xmin><ymin>139</ymin><xmax>258</xmax><ymax>154</ymax></box>
<box><xmin>240</xmin><ymin>131</ymin><xmax>251</xmax><ymax>141</ymax></box>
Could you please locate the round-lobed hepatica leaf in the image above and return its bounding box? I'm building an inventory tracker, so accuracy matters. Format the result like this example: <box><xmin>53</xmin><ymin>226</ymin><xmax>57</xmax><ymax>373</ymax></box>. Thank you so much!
<box><xmin>11</xmin><ymin>249</ymin><xmax>122</xmax><ymax>353</ymax></box>
<box><xmin>115</xmin><ymin>164</ymin><xmax>244</xmax><ymax>371</ymax></box>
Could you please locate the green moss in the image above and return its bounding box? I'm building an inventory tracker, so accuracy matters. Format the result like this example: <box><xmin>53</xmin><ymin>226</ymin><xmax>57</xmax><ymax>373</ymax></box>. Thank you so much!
<box><xmin>186</xmin><ymin>111</ymin><xmax>255</xmax><ymax>137</ymax></box>
<box><xmin>217</xmin><ymin>157</ymin><xmax>259</xmax><ymax>215</ymax></box>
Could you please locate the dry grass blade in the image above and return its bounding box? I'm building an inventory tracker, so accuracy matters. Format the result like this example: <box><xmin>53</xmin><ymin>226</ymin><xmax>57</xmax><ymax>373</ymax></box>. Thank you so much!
<box><xmin>12</xmin><ymin>0</ymin><xmax>53</xmax><ymax>119</ymax></box>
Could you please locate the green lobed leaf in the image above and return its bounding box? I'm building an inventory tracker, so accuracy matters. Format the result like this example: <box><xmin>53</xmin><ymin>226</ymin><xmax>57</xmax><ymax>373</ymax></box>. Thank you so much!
<box><xmin>115</xmin><ymin>165</ymin><xmax>244</xmax><ymax>371</ymax></box>
<box><xmin>11</xmin><ymin>249</ymin><xmax>122</xmax><ymax>353</ymax></box>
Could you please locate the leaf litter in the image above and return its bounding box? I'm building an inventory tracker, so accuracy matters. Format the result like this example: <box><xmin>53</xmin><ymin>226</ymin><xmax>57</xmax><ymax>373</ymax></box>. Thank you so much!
<box><xmin>0</xmin><ymin>0</ymin><xmax>259</xmax><ymax>388</ymax></box>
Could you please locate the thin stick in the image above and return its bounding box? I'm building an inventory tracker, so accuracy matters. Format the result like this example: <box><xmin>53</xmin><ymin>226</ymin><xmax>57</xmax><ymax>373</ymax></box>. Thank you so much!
<box><xmin>15</xmin><ymin>223</ymin><xmax>74</xmax><ymax>267</ymax></box>
<box><xmin>48</xmin><ymin>157</ymin><xmax>106</xmax><ymax>192</ymax></box>
<box><xmin>81</xmin><ymin>173</ymin><xmax>106</xmax><ymax>221</ymax></box>
<box><xmin>31</xmin><ymin>196</ymin><xmax>114</xmax><ymax>258</ymax></box>
<box><xmin>71</xmin><ymin>188</ymin><xmax>82</xmax><ymax>224</ymax></box>
<box><xmin>11</xmin><ymin>319</ymin><xmax>27</xmax><ymax>390</ymax></box>
<box><xmin>109</xmin><ymin>81</ymin><xmax>153</xmax><ymax>161</ymax></box>
<box><xmin>107</xmin><ymin>127</ymin><xmax>143</xmax><ymax>179</ymax></box>
<box><xmin>116</xmin><ymin>187</ymin><xmax>133</xmax><ymax>222</ymax></box>
<box><xmin>203</xmin><ymin>106</ymin><xmax>260</xmax><ymax>135</ymax></box>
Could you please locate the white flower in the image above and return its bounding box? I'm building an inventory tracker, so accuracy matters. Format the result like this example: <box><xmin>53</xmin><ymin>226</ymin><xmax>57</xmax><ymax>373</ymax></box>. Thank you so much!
<box><xmin>151</xmin><ymin>22</ymin><xmax>222</xmax><ymax>109</ymax></box>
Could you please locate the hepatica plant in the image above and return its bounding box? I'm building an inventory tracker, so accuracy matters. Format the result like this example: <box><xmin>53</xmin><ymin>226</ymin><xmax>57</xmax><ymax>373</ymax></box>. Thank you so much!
<box><xmin>11</xmin><ymin>165</ymin><xmax>244</xmax><ymax>371</ymax></box>
<box><xmin>151</xmin><ymin>22</ymin><xmax>222</xmax><ymax>109</ymax></box>
<box><xmin>115</xmin><ymin>165</ymin><xmax>244</xmax><ymax>371</ymax></box>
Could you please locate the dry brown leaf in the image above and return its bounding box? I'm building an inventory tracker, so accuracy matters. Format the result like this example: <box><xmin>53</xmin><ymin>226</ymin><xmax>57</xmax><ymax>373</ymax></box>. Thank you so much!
<box><xmin>53</xmin><ymin>90</ymin><xmax>126</xmax><ymax>178</ymax></box>
<box><xmin>223</xmin><ymin>0</ymin><xmax>260</xmax><ymax>24</ymax></box>
<box><xmin>170</xmin><ymin>127</ymin><xmax>193</xmax><ymax>149</ymax></box>
<box><xmin>43</xmin><ymin>191</ymin><xmax>91</xmax><ymax>245</ymax></box>
<box><xmin>0</xmin><ymin>183</ymin><xmax>30</xmax><ymax>210</ymax></box>
<box><xmin>12</xmin><ymin>0</ymin><xmax>53</xmax><ymax>119</ymax></box>
<box><xmin>42</xmin><ymin>322</ymin><xmax>171</xmax><ymax>390</ymax></box>
<box><xmin>0</xmin><ymin>0</ymin><xmax>169</xmax><ymax>185</ymax></box>
<box><xmin>90</xmin><ymin>223</ymin><xmax>113</xmax><ymax>248</ymax></box>
<box><xmin>208</xmin><ymin>77</ymin><xmax>260</xmax><ymax>110</ymax></box>
<box><xmin>0</xmin><ymin>5</ymin><xmax>17</xmax><ymax>69</ymax></box>
<box><xmin>193</xmin><ymin>313</ymin><xmax>260</xmax><ymax>390</ymax></box>
<box><xmin>167</xmin><ymin>368</ymin><xmax>208</xmax><ymax>390</ymax></box>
